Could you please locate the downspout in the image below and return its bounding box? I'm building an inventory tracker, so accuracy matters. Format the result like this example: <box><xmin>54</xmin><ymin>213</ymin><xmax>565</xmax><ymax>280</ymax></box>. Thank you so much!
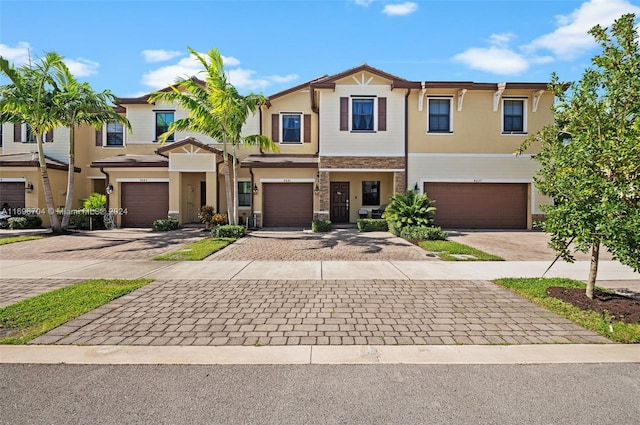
<box><xmin>404</xmin><ymin>88</ymin><xmax>411</xmax><ymax>192</ymax></box>
<box><xmin>249</xmin><ymin>167</ymin><xmax>255</xmax><ymax>227</ymax></box>
<box><xmin>259</xmin><ymin>106</ymin><xmax>264</xmax><ymax>155</ymax></box>
<box><xmin>99</xmin><ymin>167</ymin><xmax>110</xmax><ymax>210</ymax></box>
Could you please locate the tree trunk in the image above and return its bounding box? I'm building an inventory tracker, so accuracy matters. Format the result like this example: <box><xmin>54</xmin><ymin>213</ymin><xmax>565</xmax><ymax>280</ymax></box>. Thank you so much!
<box><xmin>232</xmin><ymin>144</ymin><xmax>239</xmax><ymax>225</ymax></box>
<box><xmin>61</xmin><ymin>126</ymin><xmax>75</xmax><ymax>229</ymax></box>
<box><xmin>223</xmin><ymin>159</ymin><xmax>234</xmax><ymax>226</ymax></box>
<box><xmin>586</xmin><ymin>242</ymin><xmax>600</xmax><ymax>299</ymax></box>
<box><xmin>36</xmin><ymin>133</ymin><xmax>62</xmax><ymax>232</ymax></box>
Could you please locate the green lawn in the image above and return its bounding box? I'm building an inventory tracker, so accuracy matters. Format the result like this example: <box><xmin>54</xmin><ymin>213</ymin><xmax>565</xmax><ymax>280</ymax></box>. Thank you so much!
<box><xmin>153</xmin><ymin>237</ymin><xmax>235</xmax><ymax>261</ymax></box>
<box><xmin>0</xmin><ymin>278</ymin><xmax>153</xmax><ymax>344</ymax></box>
<box><xmin>0</xmin><ymin>235</ymin><xmax>44</xmax><ymax>245</ymax></box>
<box><xmin>418</xmin><ymin>240</ymin><xmax>504</xmax><ymax>261</ymax></box>
<box><xmin>495</xmin><ymin>277</ymin><xmax>640</xmax><ymax>343</ymax></box>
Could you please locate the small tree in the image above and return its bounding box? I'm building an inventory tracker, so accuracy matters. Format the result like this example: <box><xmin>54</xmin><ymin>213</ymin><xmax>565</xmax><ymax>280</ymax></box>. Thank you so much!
<box><xmin>518</xmin><ymin>14</ymin><xmax>640</xmax><ymax>299</ymax></box>
<box><xmin>382</xmin><ymin>190</ymin><xmax>436</xmax><ymax>235</ymax></box>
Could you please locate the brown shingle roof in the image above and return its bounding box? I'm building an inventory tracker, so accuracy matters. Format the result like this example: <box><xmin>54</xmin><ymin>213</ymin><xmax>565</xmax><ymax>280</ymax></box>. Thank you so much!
<box><xmin>0</xmin><ymin>153</ymin><xmax>81</xmax><ymax>172</ymax></box>
<box><xmin>240</xmin><ymin>154</ymin><xmax>319</xmax><ymax>169</ymax></box>
<box><xmin>90</xmin><ymin>154</ymin><xmax>168</xmax><ymax>168</ymax></box>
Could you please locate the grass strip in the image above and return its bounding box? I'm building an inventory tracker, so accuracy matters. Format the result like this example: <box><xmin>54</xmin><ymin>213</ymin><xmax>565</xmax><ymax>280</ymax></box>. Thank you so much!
<box><xmin>0</xmin><ymin>278</ymin><xmax>153</xmax><ymax>344</ymax></box>
<box><xmin>153</xmin><ymin>237</ymin><xmax>235</xmax><ymax>261</ymax></box>
<box><xmin>0</xmin><ymin>235</ymin><xmax>44</xmax><ymax>245</ymax></box>
<box><xmin>495</xmin><ymin>277</ymin><xmax>640</xmax><ymax>343</ymax></box>
<box><xmin>418</xmin><ymin>240</ymin><xmax>504</xmax><ymax>261</ymax></box>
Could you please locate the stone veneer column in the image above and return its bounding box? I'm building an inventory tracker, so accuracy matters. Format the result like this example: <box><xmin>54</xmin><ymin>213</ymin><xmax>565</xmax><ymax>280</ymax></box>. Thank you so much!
<box><xmin>317</xmin><ymin>170</ymin><xmax>330</xmax><ymax>220</ymax></box>
<box><xmin>394</xmin><ymin>171</ymin><xmax>407</xmax><ymax>193</ymax></box>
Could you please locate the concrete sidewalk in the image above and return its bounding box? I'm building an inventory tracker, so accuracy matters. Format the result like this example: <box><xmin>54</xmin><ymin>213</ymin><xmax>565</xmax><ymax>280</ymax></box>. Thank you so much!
<box><xmin>1</xmin><ymin>258</ymin><xmax>639</xmax><ymax>282</ymax></box>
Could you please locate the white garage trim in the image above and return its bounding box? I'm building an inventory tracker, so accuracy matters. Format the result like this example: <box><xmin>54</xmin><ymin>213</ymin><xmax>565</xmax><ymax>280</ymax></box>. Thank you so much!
<box><xmin>115</xmin><ymin>178</ymin><xmax>170</xmax><ymax>183</ymax></box>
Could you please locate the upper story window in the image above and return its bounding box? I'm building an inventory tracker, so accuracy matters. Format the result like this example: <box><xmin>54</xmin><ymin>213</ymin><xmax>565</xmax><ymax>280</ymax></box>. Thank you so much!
<box><xmin>25</xmin><ymin>124</ymin><xmax>37</xmax><ymax>143</ymax></box>
<box><xmin>502</xmin><ymin>98</ymin><xmax>527</xmax><ymax>134</ymax></box>
<box><xmin>352</xmin><ymin>98</ymin><xmax>375</xmax><ymax>131</ymax></box>
<box><xmin>427</xmin><ymin>98</ymin><xmax>453</xmax><ymax>133</ymax></box>
<box><xmin>362</xmin><ymin>181</ymin><xmax>380</xmax><ymax>206</ymax></box>
<box><xmin>281</xmin><ymin>113</ymin><xmax>302</xmax><ymax>144</ymax></box>
<box><xmin>0</xmin><ymin>123</ymin><xmax>3</xmax><ymax>147</ymax></box>
<box><xmin>155</xmin><ymin>111</ymin><xmax>174</xmax><ymax>142</ymax></box>
<box><xmin>14</xmin><ymin>123</ymin><xmax>50</xmax><ymax>143</ymax></box>
<box><xmin>106</xmin><ymin>122</ymin><xmax>124</xmax><ymax>146</ymax></box>
<box><xmin>237</xmin><ymin>181</ymin><xmax>251</xmax><ymax>207</ymax></box>
<box><xmin>340</xmin><ymin>96</ymin><xmax>386</xmax><ymax>132</ymax></box>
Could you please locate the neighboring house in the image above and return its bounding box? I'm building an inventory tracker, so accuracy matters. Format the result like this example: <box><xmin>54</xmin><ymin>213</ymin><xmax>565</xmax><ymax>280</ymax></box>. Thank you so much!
<box><xmin>0</xmin><ymin>64</ymin><xmax>554</xmax><ymax>229</ymax></box>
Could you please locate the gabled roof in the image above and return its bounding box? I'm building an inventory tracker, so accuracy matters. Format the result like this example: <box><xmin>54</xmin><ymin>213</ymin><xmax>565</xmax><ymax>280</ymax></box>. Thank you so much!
<box><xmin>155</xmin><ymin>137</ymin><xmax>225</xmax><ymax>157</ymax></box>
<box><xmin>309</xmin><ymin>63</ymin><xmax>414</xmax><ymax>90</ymax></box>
<box><xmin>0</xmin><ymin>153</ymin><xmax>81</xmax><ymax>172</ymax></box>
<box><xmin>90</xmin><ymin>154</ymin><xmax>168</xmax><ymax>168</ymax></box>
<box><xmin>267</xmin><ymin>75</ymin><xmax>328</xmax><ymax>102</ymax></box>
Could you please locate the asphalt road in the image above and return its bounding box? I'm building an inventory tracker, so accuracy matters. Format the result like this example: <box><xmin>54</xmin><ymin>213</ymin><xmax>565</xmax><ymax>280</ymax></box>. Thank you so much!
<box><xmin>2</xmin><ymin>363</ymin><xmax>639</xmax><ymax>424</ymax></box>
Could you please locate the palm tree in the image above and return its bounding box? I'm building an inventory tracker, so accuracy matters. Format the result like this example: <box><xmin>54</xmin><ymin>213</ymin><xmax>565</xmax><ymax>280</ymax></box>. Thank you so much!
<box><xmin>53</xmin><ymin>63</ymin><xmax>131</xmax><ymax>229</ymax></box>
<box><xmin>149</xmin><ymin>47</ymin><xmax>278</xmax><ymax>224</ymax></box>
<box><xmin>0</xmin><ymin>53</ymin><xmax>66</xmax><ymax>232</ymax></box>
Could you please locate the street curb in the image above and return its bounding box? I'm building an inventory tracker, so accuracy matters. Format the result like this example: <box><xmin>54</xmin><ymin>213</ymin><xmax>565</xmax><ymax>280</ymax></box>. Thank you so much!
<box><xmin>1</xmin><ymin>344</ymin><xmax>639</xmax><ymax>365</ymax></box>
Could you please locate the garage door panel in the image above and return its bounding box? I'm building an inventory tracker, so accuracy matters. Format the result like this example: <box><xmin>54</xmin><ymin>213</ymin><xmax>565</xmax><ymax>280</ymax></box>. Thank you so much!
<box><xmin>425</xmin><ymin>183</ymin><xmax>527</xmax><ymax>229</ymax></box>
<box><xmin>121</xmin><ymin>182</ymin><xmax>169</xmax><ymax>227</ymax></box>
<box><xmin>263</xmin><ymin>183</ymin><xmax>313</xmax><ymax>227</ymax></box>
<box><xmin>0</xmin><ymin>182</ymin><xmax>26</xmax><ymax>211</ymax></box>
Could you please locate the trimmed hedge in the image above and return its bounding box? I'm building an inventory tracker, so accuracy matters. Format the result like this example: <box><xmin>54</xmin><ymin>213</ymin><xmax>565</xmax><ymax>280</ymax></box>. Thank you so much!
<box><xmin>311</xmin><ymin>219</ymin><xmax>332</xmax><ymax>232</ymax></box>
<box><xmin>399</xmin><ymin>225</ymin><xmax>448</xmax><ymax>241</ymax></box>
<box><xmin>357</xmin><ymin>218</ymin><xmax>389</xmax><ymax>232</ymax></box>
<box><xmin>211</xmin><ymin>225</ymin><xmax>245</xmax><ymax>238</ymax></box>
<box><xmin>152</xmin><ymin>218</ymin><xmax>180</xmax><ymax>232</ymax></box>
<box><xmin>8</xmin><ymin>215</ymin><xmax>42</xmax><ymax>229</ymax></box>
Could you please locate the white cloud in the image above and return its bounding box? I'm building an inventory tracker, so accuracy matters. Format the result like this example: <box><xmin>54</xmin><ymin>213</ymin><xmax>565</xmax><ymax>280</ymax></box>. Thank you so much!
<box><xmin>453</xmin><ymin>46</ymin><xmax>530</xmax><ymax>75</ymax></box>
<box><xmin>64</xmin><ymin>58</ymin><xmax>99</xmax><ymax>77</ymax></box>
<box><xmin>141</xmin><ymin>49</ymin><xmax>183</xmax><ymax>63</ymax></box>
<box><xmin>142</xmin><ymin>52</ymin><xmax>297</xmax><ymax>92</ymax></box>
<box><xmin>354</xmin><ymin>0</ymin><xmax>374</xmax><ymax>6</ymax></box>
<box><xmin>524</xmin><ymin>0</ymin><xmax>640</xmax><ymax>59</ymax></box>
<box><xmin>488</xmin><ymin>33</ymin><xmax>515</xmax><ymax>49</ymax></box>
<box><xmin>382</xmin><ymin>2</ymin><xmax>418</xmax><ymax>16</ymax></box>
<box><xmin>0</xmin><ymin>41</ymin><xmax>32</xmax><ymax>66</ymax></box>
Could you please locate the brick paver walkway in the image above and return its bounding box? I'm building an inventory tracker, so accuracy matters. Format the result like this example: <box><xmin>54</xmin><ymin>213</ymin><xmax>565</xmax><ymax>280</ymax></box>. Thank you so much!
<box><xmin>31</xmin><ymin>278</ymin><xmax>609</xmax><ymax>346</ymax></box>
<box><xmin>209</xmin><ymin>229</ymin><xmax>435</xmax><ymax>261</ymax></box>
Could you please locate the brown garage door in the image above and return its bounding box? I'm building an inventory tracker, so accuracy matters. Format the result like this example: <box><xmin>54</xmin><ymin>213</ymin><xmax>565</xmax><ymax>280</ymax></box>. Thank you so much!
<box><xmin>263</xmin><ymin>183</ymin><xmax>313</xmax><ymax>227</ymax></box>
<box><xmin>0</xmin><ymin>182</ymin><xmax>26</xmax><ymax>211</ymax></box>
<box><xmin>424</xmin><ymin>182</ymin><xmax>527</xmax><ymax>229</ymax></box>
<box><xmin>121</xmin><ymin>182</ymin><xmax>169</xmax><ymax>227</ymax></box>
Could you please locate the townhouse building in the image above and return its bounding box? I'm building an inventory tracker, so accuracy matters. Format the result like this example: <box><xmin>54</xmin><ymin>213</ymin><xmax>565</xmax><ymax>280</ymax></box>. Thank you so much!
<box><xmin>0</xmin><ymin>64</ymin><xmax>553</xmax><ymax>229</ymax></box>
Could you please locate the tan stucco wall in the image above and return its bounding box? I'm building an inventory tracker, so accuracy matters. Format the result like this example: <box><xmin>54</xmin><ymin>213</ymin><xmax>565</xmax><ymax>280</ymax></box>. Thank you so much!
<box><xmin>262</xmin><ymin>90</ymin><xmax>318</xmax><ymax>155</ymax></box>
<box><xmin>328</xmin><ymin>171</ymin><xmax>394</xmax><ymax>222</ymax></box>
<box><xmin>407</xmin><ymin>89</ymin><xmax>554</xmax><ymax>154</ymax></box>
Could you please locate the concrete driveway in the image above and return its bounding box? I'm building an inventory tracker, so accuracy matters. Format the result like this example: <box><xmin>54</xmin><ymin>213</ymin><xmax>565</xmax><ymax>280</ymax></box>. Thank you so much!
<box><xmin>447</xmin><ymin>229</ymin><xmax>615</xmax><ymax>261</ymax></box>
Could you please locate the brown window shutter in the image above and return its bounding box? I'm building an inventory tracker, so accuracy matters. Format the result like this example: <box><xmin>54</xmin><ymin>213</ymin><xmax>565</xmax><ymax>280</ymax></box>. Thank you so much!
<box><xmin>378</xmin><ymin>97</ymin><xmax>387</xmax><ymax>131</ymax></box>
<box><xmin>303</xmin><ymin>114</ymin><xmax>311</xmax><ymax>143</ymax></box>
<box><xmin>46</xmin><ymin>129</ymin><xmax>54</xmax><ymax>143</ymax></box>
<box><xmin>95</xmin><ymin>128</ymin><xmax>102</xmax><ymax>146</ymax></box>
<box><xmin>340</xmin><ymin>97</ymin><xmax>348</xmax><ymax>131</ymax></box>
<box><xmin>14</xmin><ymin>123</ymin><xmax>21</xmax><ymax>142</ymax></box>
<box><xmin>271</xmin><ymin>114</ymin><xmax>279</xmax><ymax>143</ymax></box>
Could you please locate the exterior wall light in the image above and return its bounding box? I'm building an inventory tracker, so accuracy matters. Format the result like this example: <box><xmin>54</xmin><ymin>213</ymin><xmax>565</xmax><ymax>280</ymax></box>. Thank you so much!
<box><xmin>314</xmin><ymin>184</ymin><xmax>320</xmax><ymax>195</ymax></box>
<box><xmin>106</xmin><ymin>183</ymin><xmax>114</xmax><ymax>195</ymax></box>
<box><xmin>253</xmin><ymin>184</ymin><xmax>259</xmax><ymax>194</ymax></box>
<box><xmin>414</xmin><ymin>182</ymin><xmax>419</xmax><ymax>191</ymax></box>
<box><xmin>25</xmin><ymin>183</ymin><xmax>34</xmax><ymax>193</ymax></box>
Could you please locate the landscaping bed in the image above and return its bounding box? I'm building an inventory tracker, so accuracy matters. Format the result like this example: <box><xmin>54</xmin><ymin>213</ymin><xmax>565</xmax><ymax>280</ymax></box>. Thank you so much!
<box><xmin>547</xmin><ymin>286</ymin><xmax>640</xmax><ymax>324</ymax></box>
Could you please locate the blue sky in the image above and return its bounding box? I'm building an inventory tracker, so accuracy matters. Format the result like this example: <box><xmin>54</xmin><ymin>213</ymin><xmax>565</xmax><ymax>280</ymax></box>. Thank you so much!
<box><xmin>1</xmin><ymin>0</ymin><xmax>639</xmax><ymax>97</ymax></box>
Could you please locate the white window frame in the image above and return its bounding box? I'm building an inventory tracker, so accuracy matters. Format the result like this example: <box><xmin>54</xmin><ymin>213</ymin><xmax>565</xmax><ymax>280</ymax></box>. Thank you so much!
<box><xmin>155</xmin><ymin>110</ymin><xmax>175</xmax><ymax>142</ymax></box>
<box><xmin>104</xmin><ymin>122</ymin><xmax>126</xmax><ymax>147</ymax></box>
<box><xmin>22</xmin><ymin>124</ymin><xmax>41</xmax><ymax>144</ymax></box>
<box><xmin>426</xmin><ymin>97</ymin><xmax>454</xmax><ymax>134</ymax></box>
<box><xmin>501</xmin><ymin>97</ymin><xmax>528</xmax><ymax>135</ymax></box>
<box><xmin>237</xmin><ymin>179</ymin><xmax>252</xmax><ymax>209</ymax></box>
<box><xmin>280</xmin><ymin>112</ymin><xmax>303</xmax><ymax>145</ymax></box>
<box><xmin>349</xmin><ymin>96</ymin><xmax>377</xmax><ymax>132</ymax></box>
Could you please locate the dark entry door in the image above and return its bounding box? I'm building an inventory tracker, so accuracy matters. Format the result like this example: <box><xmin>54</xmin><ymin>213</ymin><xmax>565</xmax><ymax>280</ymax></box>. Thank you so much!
<box><xmin>330</xmin><ymin>182</ymin><xmax>349</xmax><ymax>223</ymax></box>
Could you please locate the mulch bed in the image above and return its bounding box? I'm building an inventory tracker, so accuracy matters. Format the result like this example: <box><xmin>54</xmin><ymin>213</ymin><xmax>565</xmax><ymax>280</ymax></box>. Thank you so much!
<box><xmin>547</xmin><ymin>287</ymin><xmax>640</xmax><ymax>324</ymax></box>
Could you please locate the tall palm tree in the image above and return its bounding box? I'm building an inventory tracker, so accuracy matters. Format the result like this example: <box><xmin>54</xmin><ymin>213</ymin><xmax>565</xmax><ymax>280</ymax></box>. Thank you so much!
<box><xmin>53</xmin><ymin>64</ymin><xmax>131</xmax><ymax>229</ymax></box>
<box><xmin>0</xmin><ymin>53</ymin><xmax>66</xmax><ymax>232</ymax></box>
<box><xmin>149</xmin><ymin>47</ymin><xmax>278</xmax><ymax>224</ymax></box>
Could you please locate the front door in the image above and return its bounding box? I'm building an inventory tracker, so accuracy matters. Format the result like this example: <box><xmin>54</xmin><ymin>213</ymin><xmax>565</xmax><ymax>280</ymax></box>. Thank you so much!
<box><xmin>330</xmin><ymin>182</ymin><xmax>349</xmax><ymax>223</ymax></box>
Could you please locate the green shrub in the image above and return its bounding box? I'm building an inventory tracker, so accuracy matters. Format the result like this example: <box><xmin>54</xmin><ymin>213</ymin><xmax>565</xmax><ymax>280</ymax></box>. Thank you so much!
<box><xmin>8</xmin><ymin>215</ymin><xmax>42</xmax><ymax>229</ymax></box>
<box><xmin>68</xmin><ymin>211</ymin><xmax>107</xmax><ymax>230</ymax></box>
<box><xmin>311</xmin><ymin>219</ymin><xmax>332</xmax><ymax>232</ymax></box>
<box><xmin>383</xmin><ymin>190</ymin><xmax>436</xmax><ymax>234</ymax></box>
<box><xmin>399</xmin><ymin>225</ymin><xmax>448</xmax><ymax>241</ymax></box>
<box><xmin>357</xmin><ymin>218</ymin><xmax>389</xmax><ymax>232</ymax></box>
<box><xmin>197</xmin><ymin>205</ymin><xmax>216</xmax><ymax>225</ymax></box>
<box><xmin>211</xmin><ymin>224</ymin><xmax>245</xmax><ymax>238</ymax></box>
<box><xmin>82</xmin><ymin>193</ymin><xmax>106</xmax><ymax>210</ymax></box>
<box><xmin>152</xmin><ymin>218</ymin><xmax>180</xmax><ymax>232</ymax></box>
